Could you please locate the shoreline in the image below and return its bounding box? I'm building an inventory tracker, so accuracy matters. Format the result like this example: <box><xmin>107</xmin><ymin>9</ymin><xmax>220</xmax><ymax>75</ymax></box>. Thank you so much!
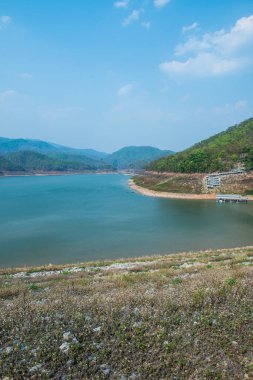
<box><xmin>129</xmin><ymin>179</ymin><xmax>216</xmax><ymax>200</ymax></box>
<box><xmin>1</xmin><ymin>245</ymin><xmax>253</xmax><ymax>276</ymax></box>
<box><xmin>0</xmin><ymin>171</ymin><xmax>129</xmax><ymax>178</ymax></box>
<box><xmin>129</xmin><ymin>178</ymin><xmax>253</xmax><ymax>201</ymax></box>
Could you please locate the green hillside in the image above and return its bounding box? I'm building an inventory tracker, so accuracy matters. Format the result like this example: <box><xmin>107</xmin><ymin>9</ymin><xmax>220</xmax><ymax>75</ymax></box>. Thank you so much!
<box><xmin>105</xmin><ymin>146</ymin><xmax>173</xmax><ymax>170</ymax></box>
<box><xmin>1</xmin><ymin>151</ymin><xmax>98</xmax><ymax>172</ymax></box>
<box><xmin>46</xmin><ymin>152</ymin><xmax>111</xmax><ymax>170</ymax></box>
<box><xmin>0</xmin><ymin>156</ymin><xmax>24</xmax><ymax>173</ymax></box>
<box><xmin>0</xmin><ymin>138</ymin><xmax>56</xmax><ymax>154</ymax></box>
<box><xmin>0</xmin><ymin>139</ymin><xmax>112</xmax><ymax>172</ymax></box>
<box><xmin>148</xmin><ymin>118</ymin><xmax>253</xmax><ymax>173</ymax></box>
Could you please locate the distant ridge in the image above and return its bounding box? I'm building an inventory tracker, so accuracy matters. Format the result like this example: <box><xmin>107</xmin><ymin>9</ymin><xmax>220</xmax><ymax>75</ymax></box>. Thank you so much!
<box><xmin>104</xmin><ymin>146</ymin><xmax>174</xmax><ymax>170</ymax></box>
<box><xmin>0</xmin><ymin>138</ymin><xmax>173</xmax><ymax>173</ymax></box>
<box><xmin>148</xmin><ymin>118</ymin><xmax>253</xmax><ymax>173</ymax></box>
<box><xmin>0</xmin><ymin>138</ymin><xmax>108</xmax><ymax>160</ymax></box>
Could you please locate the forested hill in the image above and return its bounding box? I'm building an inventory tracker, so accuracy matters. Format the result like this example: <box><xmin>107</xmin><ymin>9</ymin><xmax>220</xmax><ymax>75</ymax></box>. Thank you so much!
<box><xmin>0</xmin><ymin>138</ymin><xmax>112</xmax><ymax>173</ymax></box>
<box><xmin>0</xmin><ymin>151</ymin><xmax>101</xmax><ymax>173</ymax></box>
<box><xmin>104</xmin><ymin>146</ymin><xmax>173</xmax><ymax>170</ymax></box>
<box><xmin>0</xmin><ymin>139</ymin><xmax>173</xmax><ymax>173</ymax></box>
<box><xmin>148</xmin><ymin>118</ymin><xmax>253</xmax><ymax>173</ymax></box>
<box><xmin>0</xmin><ymin>138</ymin><xmax>107</xmax><ymax>160</ymax></box>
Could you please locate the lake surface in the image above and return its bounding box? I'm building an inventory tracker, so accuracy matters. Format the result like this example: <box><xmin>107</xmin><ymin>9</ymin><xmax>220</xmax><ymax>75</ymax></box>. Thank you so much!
<box><xmin>0</xmin><ymin>174</ymin><xmax>253</xmax><ymax>268</ymax></box>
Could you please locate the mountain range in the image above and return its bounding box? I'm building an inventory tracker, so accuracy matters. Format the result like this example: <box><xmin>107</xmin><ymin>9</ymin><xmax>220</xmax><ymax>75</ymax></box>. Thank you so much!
<box><xmin>0</xmin><ymin>138</ymin><xmax>173</xmax><ymax>174</ymax></box>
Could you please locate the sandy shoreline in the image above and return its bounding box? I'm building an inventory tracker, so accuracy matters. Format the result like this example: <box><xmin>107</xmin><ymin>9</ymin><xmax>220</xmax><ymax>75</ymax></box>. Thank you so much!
<box><xmin>129</xmin><ymin>179</ymin><xmax>253</xmax><ymax>201</ymax></box>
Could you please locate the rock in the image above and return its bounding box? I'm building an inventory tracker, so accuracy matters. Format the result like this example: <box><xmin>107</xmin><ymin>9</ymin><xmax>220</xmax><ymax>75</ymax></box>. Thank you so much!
<box><xmin>60</xmin><ymin>342</ymin><xmax>70</xmax><ymax>354</ymax></box>
<box><xmin>93</xmin><ymin>342</ymin><xmax>103</xmax><ymax>349</ymax></box>
<box><xmin>20</xmin><ymin>344</ymin><xmax>27</xmax><ymax>351</ymax></box>
<box><xmin>29</xmin><ymin>364</ymin><xmax>42</xmax><ymax>373</ymax></box>
<box><xmin>88</xmin><ymin>355</ymin><xmax>96</xmax><ymax>362</ymax></box>
<box><xmin>121</xmin><ymin>306</ymin><xmax>130</xmax><ymax>316</ymax></box>
<box><xmin>30</xmin><ymin>349</ymin><xmax>37</xmax><ymax>357</ymax></box>
<box><xmin>63</xmin><ymin>332</ymin><xmax>78</xmax><ymax>344</ymax></box>
<box><xmin>63</xmin><ymin>332</ymin><xmax>72</xmax><ymax>341</ymax></box>
<box><xmin>129</xmin><ymin>373</ymin><xmax>140</xmax><ymax>379</ymax></box>
<box><xmin>145</xmin><ymin>288</ymin><xmax>155</xmax><ymax>295</ymax></box>
<box><xmin>93</xmin><ymin>326</ymin><xmax>101</xmax><ymax>333</ymax></box>
<box><xmin>100</xmin><ymin>364</ymin><xmax>111</xmax><ymax>375</ymax></box>
<box><xmin>5</xmin><ymin>346</ymin><xmax>13</xmax><ymax>354</ymax></box>
<box><xmin>133</xmin><ymin>321</ymin><xmax>142</xmax><ymax>328</ymax></box>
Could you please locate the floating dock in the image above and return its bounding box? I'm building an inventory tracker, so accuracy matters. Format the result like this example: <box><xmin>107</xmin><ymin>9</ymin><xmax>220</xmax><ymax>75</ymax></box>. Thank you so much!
<box><xmin>216</xmin><ymin>194</ymin><xmax>248</xmax><ymax>203</ymax></box>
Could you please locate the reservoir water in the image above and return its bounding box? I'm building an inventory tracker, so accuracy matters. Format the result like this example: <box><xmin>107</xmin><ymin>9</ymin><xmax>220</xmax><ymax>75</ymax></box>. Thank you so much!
<box><xmin>0</xmin><ymin>174</ymin><xmax>253</xmax><ymax>268</ymax></box>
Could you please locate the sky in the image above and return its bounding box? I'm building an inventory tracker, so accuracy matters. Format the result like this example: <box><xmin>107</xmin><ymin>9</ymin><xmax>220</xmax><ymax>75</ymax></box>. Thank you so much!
<box><xmin>0</xmin><ymin>0</ymin><xmax>253</xmax><ymax>153</ymax></box>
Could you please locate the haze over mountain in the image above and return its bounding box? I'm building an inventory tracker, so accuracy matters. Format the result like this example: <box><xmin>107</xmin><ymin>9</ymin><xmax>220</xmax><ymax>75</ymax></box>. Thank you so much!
<box><xmin>148</xmin><ymin>118</ymin><xmax>253</xmax><ymax>173</ymax></box>
<box><xmin>0</xmin><ymin>138</ymin><xmax>173</xmax><ymax>173</ymax></box>
<box><xmin>104</xmin><ymin>146</ymin><xmax>173</xmax><ymax>170</ymax></box>
<box><xmin>0</xmin><ymin>138</ymin><xmax>107</xmax><ymax>160</ymax></box>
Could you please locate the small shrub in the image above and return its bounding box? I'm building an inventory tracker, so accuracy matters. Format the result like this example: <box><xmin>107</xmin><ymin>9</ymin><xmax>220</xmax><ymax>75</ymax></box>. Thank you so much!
<box><xmin>61</xmin><ymin>270</ymin><xmax>72</xmax><ymax>276</ymax></box>
<box><xmin>226</xmin><ymin>277</ymin><xmax>237</xmax><ymax>286</ymax></box>
<box><xmin>172</xmin><ymin>277</ymin><xmax>182</xmax><ymax>285</ymax></box>
<box><xmin>28</xmin><ymin>283</ymin><xmax>40</xmax><ymax>291</ymax></box>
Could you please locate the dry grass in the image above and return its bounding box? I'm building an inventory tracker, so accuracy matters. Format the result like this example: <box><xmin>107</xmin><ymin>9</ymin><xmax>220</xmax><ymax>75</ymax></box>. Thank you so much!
<box><xmin>220</xmin><ymin>173</ymin><xmax>253</xmax><ymax>195</ymax></box>
<box><xmin>134</xmin><ymin>172</ymin><xmax>253</xmax><ymax>196</ymax></box>
<box><xmin>1</xmin><ymin>247</ymin><xmax>253</xmax><ymax>379</ymax></box>
<box><xmin>134</xmin><ymin>173</ymin><xmax>205</xmax><ymax>194</ymax></box>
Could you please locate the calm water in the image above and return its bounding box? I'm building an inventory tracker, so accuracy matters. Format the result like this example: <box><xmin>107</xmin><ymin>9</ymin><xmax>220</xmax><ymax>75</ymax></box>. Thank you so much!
<box><xmin>0</xmin><ymin>174</ymin><xmax>253</xmax><ymax>267</ymax></box>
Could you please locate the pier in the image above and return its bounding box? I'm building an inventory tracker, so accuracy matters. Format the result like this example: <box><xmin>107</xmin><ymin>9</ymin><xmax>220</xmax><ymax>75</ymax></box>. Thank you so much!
<box><xmin>216</xmin><ymin>194</ymin><xmax>248</xmax><ymax>203</ymax></box>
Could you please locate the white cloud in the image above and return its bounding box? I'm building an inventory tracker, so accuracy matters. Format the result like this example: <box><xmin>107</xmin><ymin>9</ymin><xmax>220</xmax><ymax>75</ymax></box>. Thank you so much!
<box><xmin>182</xmin><ymin>22</ymin><xmax>199</xmax><ymax>34</ymax></box>
<box><xmin>19</xmin><ymin>73</ymin><xmax>33</xmax><ymax>80</ymax></box>
<box><xmin>117</xmin><ymin>83</ymin><xmax>134</xmax><ymax>96</ymax></box>
<box><xmin>114</xmin><ymin>1</ymin><xmax>128</xmax><ymax>9</ymax></box>
<box><xmin>141</xmin><ymin>21</ymin><xmax>151</xmax><ymax>30</ymax></box>
<box><xmin>122</xmin><ymin>10</ymin><xmax>142</xmax><ymax>26</ymax></box>
<box><xmin>154</xmin><ymin>0</ymin><xmax>170</xmax><ymax>9</ymax></box>
<box><xmin>0</xmin><ymin>90</ymin><xmax>19</xmax><ymax>102</ymax></box>
<box><xmin>175</xmin><ymin>37</ymin><xmax>209</xmax><ymax>56</ymax></box>
<box><xmin>235</xmin><ymin>100</ymin><xmax>247</xmax><ymax>109</ymax></box>
<box><xmin>0</xmin><ymin>15</ymin><xmax>11</xmax><ymax>30</ymax></box>
<box><xmin>180</xmin><ymin>95</ymin><xmax>190</xmax><ymax>102</ymax></box>
<box><xmin>176</xmin><ymin>15</ymin><xmax>253</xmax><ymax>56</ymax></box>
<box><xmin>212</xmin><ymin>100</ymin><xmax>248</xmax><ymax>115</ymax></box>
<box><xmin>160</xmin><ymin>53</ymin><xmax>244</xmax><ymax>77</ymax></box>
<box><xmin>160</xmin><ymin>15</ymin><xmax>253</xmax><ymax>78</ymax></box>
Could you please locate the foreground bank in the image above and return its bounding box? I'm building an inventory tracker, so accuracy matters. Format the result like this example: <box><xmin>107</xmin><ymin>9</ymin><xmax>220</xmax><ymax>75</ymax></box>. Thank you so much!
<box><xmin>1</xmin><ymin>246</ymin><xmax>253</xmax><ymax>379</ymax></box>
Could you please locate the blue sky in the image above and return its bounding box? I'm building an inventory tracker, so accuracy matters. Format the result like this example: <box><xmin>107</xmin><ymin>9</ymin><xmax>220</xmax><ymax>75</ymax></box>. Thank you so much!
<box><xmin>0</xmin><ymin>0</ymin><xmax>253</xmax><ymax>152</ymax></box>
